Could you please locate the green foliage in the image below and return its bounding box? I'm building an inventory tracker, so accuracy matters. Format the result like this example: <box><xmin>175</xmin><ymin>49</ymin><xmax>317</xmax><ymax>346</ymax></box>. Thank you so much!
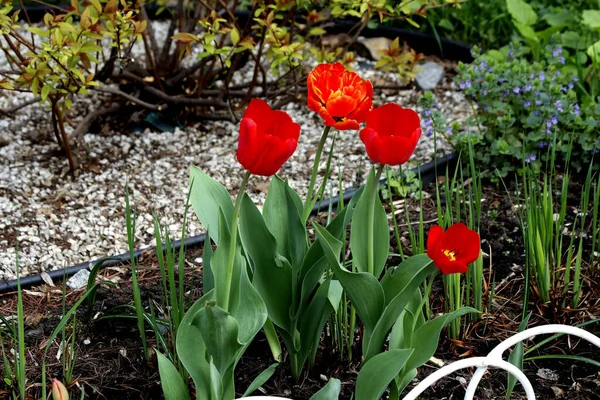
<box><xmin>238</xmin><ymin>176</ymin><xmax>349</xmax><ymax>381</ymax></box>
<box><xmin>373</xmin><ymin>37</ymin><xmax>423</xmax><ymax>83</ymax></box>
<box><xmin>380</xmin><ymin>168</ymin><xmax>421</xmax><ymax>200</ymax></box>
<box><xmin>315</xmin><ymin>210</ymin><xmax>477</xmax><ymax>398</ymax></box>
<box><xmin>450</xmin><ymin>46</ymin><xmax>600</xmax><ymax>177</ymax></box>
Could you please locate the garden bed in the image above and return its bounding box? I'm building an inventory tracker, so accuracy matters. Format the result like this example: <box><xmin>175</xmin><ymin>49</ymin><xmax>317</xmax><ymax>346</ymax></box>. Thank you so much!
<box><xmin>1</xmin><ymin>175</ymin><xmax>599</xmax><ymax>399</ymax></box>
<box><xmin>0</xmin><ymin>47</ymin><xmax>467</xmax><ymax>280</ymax></box>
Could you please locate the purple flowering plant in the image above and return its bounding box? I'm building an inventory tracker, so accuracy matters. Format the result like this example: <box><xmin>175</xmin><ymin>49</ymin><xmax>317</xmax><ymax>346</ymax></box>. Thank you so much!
<box><xmin>448</xmin><ymin>44</ymin><xmax>600</xmax><ymax>176</ymax></box>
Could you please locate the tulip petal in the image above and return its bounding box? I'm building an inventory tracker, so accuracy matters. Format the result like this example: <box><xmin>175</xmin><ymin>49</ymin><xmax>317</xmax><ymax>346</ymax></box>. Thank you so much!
<box><xmin>237</xmin><ymin>117</ymin><xmax>260</xmax><ymax>170</ymax></box>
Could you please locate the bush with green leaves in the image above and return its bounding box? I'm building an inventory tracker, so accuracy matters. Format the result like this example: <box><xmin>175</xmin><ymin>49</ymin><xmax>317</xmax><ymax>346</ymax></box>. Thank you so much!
<box><xmin>0</xmin><ymin>0</ymin><xmax>448</xmax><ymax>172</ymax></box>
<box><xmin>445</xmin><ymin>45</ymin><xmax>600</xmax><ymax>177</ymax></box>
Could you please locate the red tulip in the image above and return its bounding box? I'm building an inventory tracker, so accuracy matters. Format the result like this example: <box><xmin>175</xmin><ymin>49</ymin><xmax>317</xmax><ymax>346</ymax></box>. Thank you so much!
<box><xmin>359</xmin><ymin>103</ymin><xmax>421</xmax><ymax>166</ymax></box>
<box><xmin>426</xmin><ymin>223</ymin><xmax>480</xmax><ymax>274</ymax></box>
<box><xmin>307</xmin><ymin>62</ymin><xmax>373</xmax><ymax>130</ymax></box>
<box><xmin>237</xmin><ymin>99</ymin><xmax>301</xmax><ymax>176</ymax></box>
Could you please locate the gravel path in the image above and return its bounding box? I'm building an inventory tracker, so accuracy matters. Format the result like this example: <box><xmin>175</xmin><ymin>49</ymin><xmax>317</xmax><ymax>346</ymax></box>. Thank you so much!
<box><xmin>0</xmin><ymin>23</ymin><xmax>472</xmax><ymax>280</ymax></box>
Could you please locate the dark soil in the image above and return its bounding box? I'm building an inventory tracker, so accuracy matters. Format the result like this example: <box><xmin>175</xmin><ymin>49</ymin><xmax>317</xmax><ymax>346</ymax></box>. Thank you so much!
<box><xmin>1</xmin><ymin>176</ymin><xmax>600</xmax><ymax>400</ymax></box>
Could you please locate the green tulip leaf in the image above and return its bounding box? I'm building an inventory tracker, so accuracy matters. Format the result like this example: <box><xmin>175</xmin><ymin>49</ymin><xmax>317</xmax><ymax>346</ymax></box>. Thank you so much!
<box><xmin>189</xmin><ymin>166</ymin><xmax>234</xmax><ymax>244</ymax></box>
<box><xmin>210</xmin><ymin>211</ymin><xmax>242</xmax><ymax>311</ymax></box>
<box><xmin>263</xmin><ymin>176</ymin><xmax>307</xmax><ymax>272</ymax></box>
<box><xmin>355</xmin><ymin>349</ymin><xmax>414</xmax><ymax>400</ymax></box>
<box><xmin>298</xmin><ymin>279</ymin><xmax>342</xmax><ymax>366</ymax></box>
<box><xmin>177</xmin><ymin>290</ymin><xmax>214</xmax><ymax>400</ymax></box>
<box><xmin>364</xmin><ymin>255</ymin><xmax>436</xmax><ymax>361</ymax></box>
<box><xmin>202</xmin><ymin>231</ymin><xmax>214</xmax><ymax>295</ymax></box>
<box><xmin>393</xmin><ymin>307</ymin><xmax>479</xmax><ymax>394</ymax></box>
<box><xmin>313</xmin><ymin>222</ymin><xmax>384</xmax><ymax>334</ymax></box>
<box><xmin>310</xmin><ymin>378</ymin><xmax>342</xmax><ymax>400</ymax></box>
<box><xmin>198</xmin><ymin>302</ymin><xmax>241</xmax><ymax>376</ymax></box>
<box><xmin>209</xmin><ymin>360</ymin><xmax>223</xmax><ymax>400</ymax></box>
<box><xmin>239</xmin><ymin>193</ymin><xmax>293</xmax><ymax>332</ymax></box>
<box><xmin>156</xmin><ymin>351</ymin><xmax>191</xmax><ymax>400</ymax></box>
<box><xmin>350</xmin><ymin>168</ymin><xmax>389</xmax><ymax>279</ymax></box>
<box><xmin>230</xmin><ymin>258</ymin><xmax>268</xmax><ymax>346</ymax></box>
<box><xmin>242</xmin><ymin>363</ymin><xmax>279</xmax><ymax>397</ymax></box>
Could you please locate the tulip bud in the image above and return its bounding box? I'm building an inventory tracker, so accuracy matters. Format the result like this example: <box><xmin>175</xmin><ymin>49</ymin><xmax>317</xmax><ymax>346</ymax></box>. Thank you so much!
<box><xmin>52</xmin><ymin>378</ymin><xmax>69</xmax><ymax>400</ymax></box>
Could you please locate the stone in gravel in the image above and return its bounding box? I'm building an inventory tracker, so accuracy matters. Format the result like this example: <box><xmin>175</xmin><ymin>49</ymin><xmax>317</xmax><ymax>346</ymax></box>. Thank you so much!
<box><xmin>356</xmin><ymin>37</ymin><xmax>392</xmax><ymax>61</ymax></box>
<box><xmin>66</xmin><ymin>269</ymin><xmax>91</xmax><ymax>289</ymax></box>
<box><xmin>414</xmin><ymin>61</ymin><xmax>445</xmax><ymax>91</ymax></box>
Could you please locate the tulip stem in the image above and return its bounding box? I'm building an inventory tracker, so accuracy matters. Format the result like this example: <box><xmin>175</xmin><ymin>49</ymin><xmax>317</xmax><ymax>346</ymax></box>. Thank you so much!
<box><xmin>303</xmin><ymin>125</ymin><xmax>331</xmax><ymax>223</ymax></box>
<box><xmin>367</xmin><ymin>164</ymin><xmax>385</xmax><ymax>276</ymax></box>
<box><xmin>222</xmin><ymin>170</ymin><xmax>251</xmax><ymax>312</ymax></box>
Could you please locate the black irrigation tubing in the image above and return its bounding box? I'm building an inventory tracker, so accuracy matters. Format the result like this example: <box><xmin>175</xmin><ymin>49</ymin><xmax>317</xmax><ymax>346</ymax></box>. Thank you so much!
<box><xmin>0</xmin><ymin>154</ymin><xmax>456</xmax><ymax>294</ymax></box>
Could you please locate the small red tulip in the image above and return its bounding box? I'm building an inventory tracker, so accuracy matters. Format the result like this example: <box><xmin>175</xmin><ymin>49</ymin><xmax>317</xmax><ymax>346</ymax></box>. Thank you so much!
<box><xmin>359</xmin><ymin>103</ymin><xmax>422</xmax><ymax>166</ymax></box>
<box><xmin>426</xmin><ymin>223</ymin><xmax>480</xmax><ymax>274</ymax></box>
<box><xmin>307</xmin><ymin>62</ymin><xmax>373</xmax><ymax>130</ymax></box>
<box><xmin>237</xmin><ymin>99</ymin><xmax>301</xmax><ymax>176</ymax></box>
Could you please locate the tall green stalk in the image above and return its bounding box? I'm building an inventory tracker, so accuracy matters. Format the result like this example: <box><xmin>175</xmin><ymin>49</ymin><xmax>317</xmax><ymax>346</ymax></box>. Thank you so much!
<box><xmin>367</xmin><ymin>165</ymin><xmax>385</xmax><ymax>276</ymax></box>
<box><xmin>222</xmin><ymin>170</ymin><xmax>251</xmax><ymax>312</ymax></box>
<box><xmin>302</xmin><ymin>126</ymin><xmax>331</xmax><ymax>222</ymax></box>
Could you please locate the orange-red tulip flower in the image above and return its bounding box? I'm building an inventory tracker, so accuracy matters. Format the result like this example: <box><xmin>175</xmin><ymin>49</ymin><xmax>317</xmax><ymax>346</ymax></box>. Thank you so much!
<box><xmin>307</xmin><ymin>62</ymin><xmax>373</xmax><ymax>130</ymax></box>
<box><xmin>359</xmin><ymin>103</ymin><xmax>422</xmax><ymax>166</ymax></box>
<box><xmin>237</xmin><ymin>99</ymin><xmax>301</xmax><ymax>176</ymax></box>
<box><xmin>427</xmin><ymin>223</ymin><xmax>480</xmax><ymax>274</ymax></box>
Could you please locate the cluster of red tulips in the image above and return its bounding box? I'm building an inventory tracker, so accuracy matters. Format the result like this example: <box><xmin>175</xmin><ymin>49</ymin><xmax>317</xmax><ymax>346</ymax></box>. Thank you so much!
<box><xmin>236</xmin><ymin>62</ymin><xmax>479</xmax><ymax>275</ymax></box>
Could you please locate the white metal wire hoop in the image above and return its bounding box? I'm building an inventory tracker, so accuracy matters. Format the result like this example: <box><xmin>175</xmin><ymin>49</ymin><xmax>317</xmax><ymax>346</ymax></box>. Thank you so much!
<box><xmin>403</xmin><ymin>324</ymin><xmax>600</xmax><ymax>400</ymax></box>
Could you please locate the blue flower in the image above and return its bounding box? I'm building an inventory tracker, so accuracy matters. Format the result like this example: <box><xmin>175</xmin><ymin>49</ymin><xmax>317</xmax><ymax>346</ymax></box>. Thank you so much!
<box><xmin>524</xmin><ymin>101</ymin><xmax>531</xmax><ymax>107</ymax></box>
<box><xmin>538</xmin><ymin>141</ymin><xmax>548</xmax><ymax>148</ymax></box>
<box><xmin>423</xmin><ymin>118</ymin><xmax>433</xmax><ymax>127</ymax></box>
<box><xmin>535</xmin><ymin>99</ymin><xmax>542</xmax><ymax>105</ymax></box>
<box><xmin>524</xmin><ymin>84</ymin><xmax>532</xmax><ymax>92</ymax></box>
<box><xmin>574</xmin><ymin>103</ymin><xmax>580</xmax><ymax>116</ymax></box>
<box><xmin>513</xmin><ymin>87</ymin><xmax>521</xmax><ymax>94</ymax></box>
<box><xmin>546</xmin><ymin>119</ymin><xmax>553</xmax><ymax>128</ymax></box>
<box><xmin>559</xmin><ymin>56</ymin><xmax>565</xmax><ymax>65</ymax></box>
<box><xmin>426</xmin><ymin>127</ymin><xmax>434</xmax><ymax>137</ymax></box>
<box><xmin>459</xmin><ymin>80</ymin><xmax>472</xmax><ymax>89</ymax></box>
<box><xmin>534</xmin><ymin>110</ymin><xmax>541</xmax><ymax>116</ymax></box>
<box><xmin>525</xmin><ymin>154</ymin><xmax>537</xmax><ymax>163</ymax></box>
<box><xmin>552</xmin><ymin>47</ymin><xmax>562</xmax><ymax>57</ymax></box>
<box><xmin>551</xmin><ymin>116</ymin><xmax>558</xmax><ymax>125</ymax></box>
<box><xmin>539</xmin><ymin>73</ymin><xmax>545</xmax><ymax>81</ymax></box>
<box><xmin>555</xmin><ymin>101</ymin><xmax>563</xmax><ymax>112</ymax></box>
<box><xmin>424</xmin><ymin>108</ymin><xmax>431</xmax><ymax>117</ymax></box>
<box><xmin>480</xmin><ymin>89</ymin><xmax>487</xmax><ymax>96</ymax></box>
<box><xmin>503</xmin><ymin>89</ymin><xmax>510</xmax><ymax>97</ymax></box>
<box><xmin>568</xmin><ymin>82</ymin><xmax>574</xmax><ymax>90</ymax></box>
<box><xmin>498</xmin><ymin>77</ymin><xmax>505</xmax><ymax>84</ymax></box>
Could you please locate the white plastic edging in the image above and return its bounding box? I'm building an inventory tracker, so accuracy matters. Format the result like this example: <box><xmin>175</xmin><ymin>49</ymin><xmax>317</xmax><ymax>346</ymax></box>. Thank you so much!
<box><xmin>237</xmin><ymin>325</ymin><xmax>600</xmax><ymax>400</ymax></box>
<box><xmin>404</xmin><ymin>324</ymin><xmax>600</xmax><ymax>400</ymax></box>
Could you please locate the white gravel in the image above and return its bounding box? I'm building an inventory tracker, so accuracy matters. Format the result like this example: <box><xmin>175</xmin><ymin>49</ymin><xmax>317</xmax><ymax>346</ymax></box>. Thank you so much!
<box><xmin>0</xmin><ymin>22</ymin><xmax>471</xmax><ymax>280</ymax></box>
